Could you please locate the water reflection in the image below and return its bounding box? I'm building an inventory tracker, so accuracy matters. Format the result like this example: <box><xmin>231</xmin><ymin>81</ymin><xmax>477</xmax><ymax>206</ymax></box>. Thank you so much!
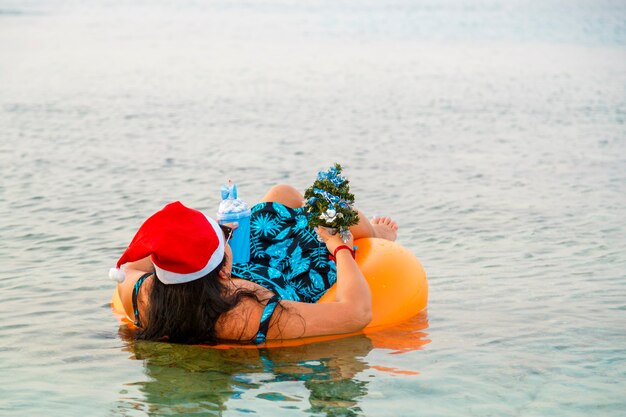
<box><xmin>115</xmin><ymin>313</ymin><xmax>429</xmax><ymax>416</ymax></box>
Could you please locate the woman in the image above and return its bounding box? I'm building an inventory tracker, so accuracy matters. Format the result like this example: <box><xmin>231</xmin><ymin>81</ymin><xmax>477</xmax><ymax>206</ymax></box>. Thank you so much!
<box><xmin>111</xmin><ymin>185</ymin><xmax>398</xmax><ymax>344</ymax></box>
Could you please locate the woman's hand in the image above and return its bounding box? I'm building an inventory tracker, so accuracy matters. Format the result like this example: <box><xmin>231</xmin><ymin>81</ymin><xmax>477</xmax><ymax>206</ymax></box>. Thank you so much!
<box><xmin>222</xmin><ymin>221</ymin><xmax>239</xmax><ymax>230</ymax></box>
<box><xmin>316</xmin><ymin>227</ymin><xmax>354</xmax><ymax>255</ymax></box>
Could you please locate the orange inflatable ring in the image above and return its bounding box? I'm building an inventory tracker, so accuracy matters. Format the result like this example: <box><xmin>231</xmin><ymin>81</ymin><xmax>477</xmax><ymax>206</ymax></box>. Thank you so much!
<box><xmin>111</xmin><ymin>238</ymin><xmax>428</xmax><ymax>348</ymax></box>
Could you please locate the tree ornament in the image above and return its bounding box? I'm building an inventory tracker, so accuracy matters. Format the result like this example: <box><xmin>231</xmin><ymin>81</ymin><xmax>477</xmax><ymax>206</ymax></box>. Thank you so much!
<box><xmin>304</xmin><ymin>163</ymin><xmax>359</xmax><ymax>243</ymax></box>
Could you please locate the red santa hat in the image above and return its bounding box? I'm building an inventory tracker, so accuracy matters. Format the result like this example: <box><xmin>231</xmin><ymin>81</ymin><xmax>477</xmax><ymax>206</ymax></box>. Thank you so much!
<box><xmin>109</xmin><ymin>201</ymin><xmax>225</xmax><ymax>284</ymax></box>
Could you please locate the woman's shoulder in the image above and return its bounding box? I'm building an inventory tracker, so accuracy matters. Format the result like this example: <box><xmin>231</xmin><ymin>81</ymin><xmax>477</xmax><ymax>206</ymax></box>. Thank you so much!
<box><xmin>116</xmin><ymin>268</ymin><xmax>155</xmax><ymax>322</ymax></box>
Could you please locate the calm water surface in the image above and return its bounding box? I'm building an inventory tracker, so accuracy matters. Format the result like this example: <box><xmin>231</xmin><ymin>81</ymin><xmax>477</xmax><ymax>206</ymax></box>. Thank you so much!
<box><xmin>1</xmin><ymin>0</ymin><xmax>625</xmax><ymax>416</ymax></box>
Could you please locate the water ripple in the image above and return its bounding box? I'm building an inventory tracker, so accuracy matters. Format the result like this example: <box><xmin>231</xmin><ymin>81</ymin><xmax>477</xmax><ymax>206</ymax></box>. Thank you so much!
<box><xmin>1</xmin><ymin>0</ymin><xmax>625</xmax><ymax>416</ymax></box>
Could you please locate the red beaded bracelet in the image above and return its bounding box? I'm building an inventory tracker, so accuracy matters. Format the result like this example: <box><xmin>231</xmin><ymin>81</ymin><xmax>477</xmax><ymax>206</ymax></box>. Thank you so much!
<box><xmin>328</xmin><ymin>245</ymin><xmax>355</xmax><ymax>262</ymax></box>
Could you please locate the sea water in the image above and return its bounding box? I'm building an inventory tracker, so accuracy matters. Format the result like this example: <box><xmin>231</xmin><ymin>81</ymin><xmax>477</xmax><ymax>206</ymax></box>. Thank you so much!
<box><xmin>0</xmin><ymin>0</ymin><xmax>625</xmax><ymax>416</ymax></box>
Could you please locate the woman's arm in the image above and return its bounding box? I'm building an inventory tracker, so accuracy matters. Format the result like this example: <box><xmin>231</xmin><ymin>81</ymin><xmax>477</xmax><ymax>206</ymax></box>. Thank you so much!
<box><xmin>267</xmin><ymin>229</ymin><xmax>372</xmax><ymax>339</ymax></box>
<box><xmin>122</xmin><ymin>257</ymin><xmax>155</xmax><ymax>274</ymax></box>
<box><xmin>115</xmin><ymin>257</ymin><xmax>155</xmax><ymax>320</ymax></box>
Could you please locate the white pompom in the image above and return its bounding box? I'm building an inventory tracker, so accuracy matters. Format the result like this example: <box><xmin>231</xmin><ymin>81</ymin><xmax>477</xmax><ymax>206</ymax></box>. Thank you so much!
<box><xmin>109</xmin><ymin>267</ymin><xmax>126</xmax><ymax>283</ymax></box>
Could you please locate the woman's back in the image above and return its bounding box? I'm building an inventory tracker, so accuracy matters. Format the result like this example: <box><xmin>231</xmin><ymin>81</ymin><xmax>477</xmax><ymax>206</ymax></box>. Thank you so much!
<box><xmin>110</xmin><ymin>185</ymin><xmax>397</xmax><ymax>344</ymax></box>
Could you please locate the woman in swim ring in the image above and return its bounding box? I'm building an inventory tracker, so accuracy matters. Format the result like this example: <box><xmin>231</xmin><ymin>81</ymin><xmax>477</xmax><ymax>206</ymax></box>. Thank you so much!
<box><xmin>111</xmin><ymin>185</ymin><xmax>399</xmax><ymax>345</ymax></box>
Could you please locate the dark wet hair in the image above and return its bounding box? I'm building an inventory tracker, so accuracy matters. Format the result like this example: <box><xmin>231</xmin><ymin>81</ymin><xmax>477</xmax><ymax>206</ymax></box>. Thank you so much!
<box><xmin>136</xmin><ymin>257</ymin><xmax>262</xmax><ymax>345</ymax></box>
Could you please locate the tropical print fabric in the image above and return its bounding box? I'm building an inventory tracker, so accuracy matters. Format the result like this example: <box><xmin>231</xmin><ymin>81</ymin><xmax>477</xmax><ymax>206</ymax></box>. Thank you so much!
<box><xmin>231</xmin><ymin>202</ymin><xmax>337</xmax><ymax>303</ymax></box>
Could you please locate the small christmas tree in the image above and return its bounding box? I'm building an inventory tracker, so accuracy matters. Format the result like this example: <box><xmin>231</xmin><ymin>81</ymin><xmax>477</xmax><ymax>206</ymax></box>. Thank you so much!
<box><xmin>304</xmin><ymin>163</ymin><xmax>359</xmax><ymax>242</ymax></box>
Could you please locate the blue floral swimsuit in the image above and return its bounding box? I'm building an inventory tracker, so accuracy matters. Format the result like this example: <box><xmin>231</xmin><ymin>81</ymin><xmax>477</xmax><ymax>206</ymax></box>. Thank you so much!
<box><xmin>232</xmin><ymin>202</ymin><xmax>337</xmax><ymax>342</ymax></box>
